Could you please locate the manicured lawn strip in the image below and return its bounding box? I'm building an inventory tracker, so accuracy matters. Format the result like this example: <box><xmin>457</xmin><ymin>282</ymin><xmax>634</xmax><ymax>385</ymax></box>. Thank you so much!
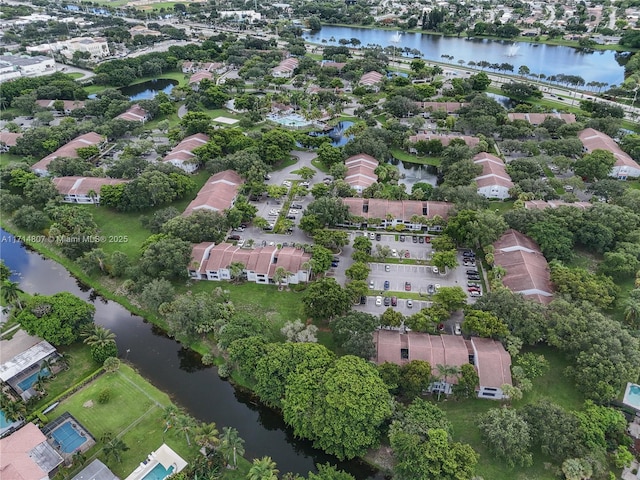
<box><xmin>310</xmin><ymin>158</ymin><xmax>330</xmax><ymax>173</ymax></box>
<box><xmin>47</xmin><ymin>364</ymin><xmax>199</xmax><ymax>478</ymax></box>
<box><xmin>0</xmin><ymin>153</ymin><xmax>27</xmax><ymax>168</ymax></box>
<box><xmin>390</xmin><ymin>148</ymin><xmax>440</xmax><ymax>166</ymax></box>
<box><xmin>206</xmin><ymin>109</ymin><xmax>241</xmax><ymax>121</ymax></box>
<box><xmin>438</xmin><ymin>345</ymin><xmax>584</xmax><ymax>480</ymax></box>
<box><xmin>273</xmin><ymin>155</ymin><xmax>299</xmax><ymax>171</ymax></box>
<box><xmin>487</xmin><ymin>200</ymin><xmax>515</xmax><ymax>214</ymax></box>
<box><xmin>144</xmin><ymin>111</ymin><xmax>181</xmax><ymax>130</ymax></box>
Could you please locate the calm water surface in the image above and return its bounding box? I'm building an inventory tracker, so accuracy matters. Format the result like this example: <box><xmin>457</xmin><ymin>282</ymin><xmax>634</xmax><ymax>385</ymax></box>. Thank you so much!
<box><xmin>120</xmin><ymin>78</ymin><xmax>177</xmax><ymax>101</ymax></box>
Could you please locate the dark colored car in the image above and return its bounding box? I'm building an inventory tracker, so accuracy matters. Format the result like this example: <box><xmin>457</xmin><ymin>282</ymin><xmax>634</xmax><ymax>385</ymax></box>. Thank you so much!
<box><xmin>384</xmin><ymin>280</ymin><xmax>390</xmax><ymax>290</ymax></box>
<box><xmin>391</xmin><ymin>296</ymin><xmax>397</xmax><ymax>306</ymax></box>
<box><xmin>427</xmin><ymin>284</ymin><xmax>435</xmax><ymax>294</ymax></box>
<box><xmin>333</xmin><ymin>257</ymin><xmax>340</xmax><ymax>262</ymax></box>
<box><xmin>228</xmin><ymin>234</ymin><xmax>241</xmax><ymax>241</ymax></box>
<box><xmin>412</xmin><ymin>236</ymin><xmax>418</xmax><ymax>243</ymax></box>
<box><xmin>384</xmin><ymin>297</ymin><xmax>391</xmax><ymax>306</ymax></box>
<box><xmin>418</xmin><ymin>237</ymin><xmax>425</xmax><ymax>244</ymax></box>
<box><xmin>399</xmin><ymin>235</ymin><xmax>405</xmax><ymax>242</ymax></box>
<box><xmin>466</xmin><ymin>269</ymin><xmax>479</xmax><ymax>274</ymax></box>
<box><xmin>376</xmin><ymin>233</ymin><xmax>381</xmax><ymax>241</ymax></box>
<box><xmin>468</xmin><ymin>275</ymin><xmax>481</xmax><ymax>281</ymax></box>
<box><xmin>331</xmin><ymin>262</ymin><xmax>339</xmax><ymax>268</ymax></box>
<box><xmin>405</xmin><ymin>282</ymin><xmax>411</xmax><ymax>291</ymax></box>
<box><xmin>360</xmin><ymin>296</ymin><xmax>367</xmax><ymax>305</ymax></box>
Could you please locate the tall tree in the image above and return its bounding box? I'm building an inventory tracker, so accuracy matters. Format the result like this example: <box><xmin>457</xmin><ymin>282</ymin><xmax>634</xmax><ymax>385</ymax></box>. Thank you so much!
<box><xmin>247</xmin><ymin>456</ymin><xmax>279</xmax><ymax>480</ymax></box>
<box><xmin>219</xmin><ymin>427</ymin><xmax>245</xmax><ymax>469</ymax></box>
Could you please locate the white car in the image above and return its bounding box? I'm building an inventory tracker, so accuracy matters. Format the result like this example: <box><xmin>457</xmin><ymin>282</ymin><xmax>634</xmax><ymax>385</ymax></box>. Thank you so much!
<box><xmin>470</xmin><ymin>291</ymin><xmax>482</xmax><ymax>297</ymax></box>
<box><xmin>435</xmin><ymin>284</ymin><xmax>440</xmax><ymax>291</ymax></box>
<box><xmin>375</xmin><ymin>296</ymin><xmax>383</xmax><ymax>306</ymax></box>
<box><xmin>282</xmin><ymin>181</ymin><xmax>292</xmax><ymax>187</ymax></box>
<box><xmin>288</xmin><ymin>209</ymin><xmax>299</xmax><ymax>214</ymax></box>
<box><xmin>300</xmin><ymin>181</ymin><xmax>310</xmax><ymax>187</ymax></box>
<box><xmin>385</xmin><ymin>265</ymin><xmax>391</xmax><ymax>272</ymax></box>
<box><xmin>369</xmin><ymin>232</ymin><xmax>376</xmax><ymax>240</ymax></box>
<box><xmin>369</xmin><ymin>280</ymin><xmax>375</xmax><ymax>289</ymax></box>
<box><xmin>391</xmin><ymin>249</ymin><xmax>398</xmax><ymax>257</ymax></box>
<box><xmin>407</xmin><ymin>299</ymin><xmax>413</xmax><ymax>308</ymax></box>
<box><xmin>454</xmin><ymin>323</ymin><xmax>462</xmax><ymax>335</ymax></box>
<box><xmin>432</xmin><ymin>266</ymin><xmax>439</xmax><ymax>274</ymax></box>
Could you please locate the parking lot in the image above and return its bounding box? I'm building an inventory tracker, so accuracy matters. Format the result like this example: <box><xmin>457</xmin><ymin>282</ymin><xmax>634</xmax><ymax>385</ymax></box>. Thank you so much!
<box><xmin>369</xmin><ymin>263</ymin><xmax>438</xmax><ymax>294</ymax></box>
<box><xmin>354</xmin><ymin>297</ymin><xmax>433</xmax><ymax>316</ymax></box>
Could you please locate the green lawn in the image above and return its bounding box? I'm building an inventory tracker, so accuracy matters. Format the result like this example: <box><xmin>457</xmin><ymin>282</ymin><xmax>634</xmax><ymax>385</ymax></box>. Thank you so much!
<box><xmin>488</xmin><ymin>200</ymin><xmax>515</xmax><ymax>214</ymax></box>
<box><xmin>310</xmin><ymin>158</ymin><xmax>330</xmax><ymax>173</ymax></box>
<box><xmin>187</xmin><ymin>281</ymin><xmax>305</xmax><ymax>338</ymax></box>
<box><xmin>272</xmin><ymin>155</ymin><xmax>299</xmax><ymax>171</ymax></box>
<box><xmin>47</xmin><ymin>364</ymin><xmax>199</xmax><ymax>479</ymax></box>
<box><xmin>206</xmin><ymin>109</ymin><xmax>240</xmax><ymax>122</ymax></box>
<box><xmin>390</xmin><ymin>148</ymin><xmax>440</xmax><ymax>167</ymax></box>
<box><xmin>438</xmin><ymin>345</ymin><xmax>584</xmax><ymax>480</ymax></box>
<box><xmin>31</xmin><ymin>343</ymin><xmax>98</xmax><ymax>412</ymax></box>
<box><xmin>0</xmin><ymin>153</ymin><xmax>28</xmax><ymax>168</ymax></box>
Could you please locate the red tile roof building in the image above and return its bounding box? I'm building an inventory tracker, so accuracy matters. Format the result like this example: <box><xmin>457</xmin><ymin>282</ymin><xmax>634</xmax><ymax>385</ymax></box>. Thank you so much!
<box><xmin>578</xmin><ymin>128</ymin><xmax>640</xmax><ymax>179</ymax></box>
<box><xmin>0</xmin><ymin>132</ymin><xmax>23</xmax><ymax>149</ymax></box>
<box><xmin>359</xmin><ymin>71</ymin><xmax>384</xmax><ymax>87</ymax></box>
<box><xmin>373</xmin><ymin>331</ymin><xmax>513</xmax><ymax>399</ymax></box>
<box><xmin>341</xmin><ymin>198</ymin><xmax>454</xmax><ymax>230</ymax></box>
<box><xmin>473</xmin><ymin>152</ymin><xmax>514</xmax><ymax>200</ymax></box>
<box><xmin>493</xmin><ymin>229</ymin><xmax>554</xmax><ymax>304</ymax></box>
<box><xmin>272</xmin><ymin>57</ymin><xmax>298</xmax><ymax>78</ymax></box>
<box><xmin>163</xmin><ymin>133</ymin><xmax>209</xmax><ymax>173</ymax></box>
<box><xmin>189</xmin><ymin>243</ymin><xmax>311</xmax><ymax>284</ymax></box>
<box><xmin>53</xmin><ymin>177</ymin><xmax>129</xmax><ymax>204</ymax></box>
<box><xmin>116</xmin><ymin>104</ymin><xmax>149</xmax><ymax>123</ymax></box>
<box><xmin>188</xmin><ymin>71</ymin><xmax>213</xmax><ymax>85</ymax></box>
<box><xmin>35</xmin><ymin>99</ymin><xmax>85</xmax><ymax>113</ymax></box>
<box><xmin>344</xmin><ymin>153</ymin><xmax>378</xmax><ymax>194</ymax></box>
<box><xmin>183</xmin><ymin>170</ymin><xmax>243</xmax><ymax>216</ymax></box>
<box><xmin>31</xmin><ymin>132</ymin><xmax>106</xmax><ymax>176</ymax></box>
<box><xmin>0</xmin><ymin>423</ymin><xmax>63</xmax><ymax>480</ymax></box>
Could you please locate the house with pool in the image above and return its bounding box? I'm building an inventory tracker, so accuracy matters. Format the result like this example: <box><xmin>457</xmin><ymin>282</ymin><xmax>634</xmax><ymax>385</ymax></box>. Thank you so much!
<box><xmin>124</xmin><ymin>444</ymin><xmax>187</xmax><ymax>480</ymax></box>
<box><xmin>0</xmin><ymin>330</ymin><xmax>59</xmax><ymax>402</ymax></box>
<box><xmin>0</xmin><ymin>422</ymin><xmax>63</xmax><ymax>479</ymax></box>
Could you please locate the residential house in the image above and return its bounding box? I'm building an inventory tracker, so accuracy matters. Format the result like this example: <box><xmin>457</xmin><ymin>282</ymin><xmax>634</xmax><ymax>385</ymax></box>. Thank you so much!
<box><xmin>408</xmin><ymin>132</ymin><xmax>480</xmax><ymax>151</ymax></box>
<box><xmin>341</xmin><ymin>198</ymin><xmax>454</xmax><ymax>230</ymax></box>
<box><xmin>0</xmin><ymin>131</ymin><xmax>23</xmax><ymax>152</ymax></box>
<box><xmin>358</xmin><ymin>71</ymin><xmax>384</xmax><ymax>90</ymax></box>
<box><xmin>373</xmin><ymin>330</ymin><xmax>513</xmax><ymax>399</ymax></box>
<box><xmin>493</xmin><ymin>229</ymin><xmax>554</xmax><ymax>304</ymax></box>
<box><xmin>116</xmin><ymin>104</ymin><xmax>149</xmax><ymax>123</ymax></box>
<box><xmin>0</xmin><ymin>330</ymin><xmax>59</xmax><ymax>401</ymax></box>
<box><xmin>524</xmin><ymin>200</ymin><xmax>592</xmax><ymax>210</ymax></box>
<box><xmin>35</xmin><ymin>99</ymin><xmax>85</xmax><ymax>114</ymax></box>
<box><xmin>344</xmin><ymin>153</ymin><xmax>378</xmax><ymax>194</ymax></box>
<box><xmin>507</xmin><ymin>112</ymin><xmax>576</xmax><ymax>125</ymax></box>
<box><xmin>52</xmin><ymin>177</ymin><xmax>128</xmax><ymax>204</ymax></box>
<box><xmin>70</xmin><ymin>460</ymin><xmax>118</xmax><ymax>480</ymax></box>
<box><xmin>272</xmin><ymin>57</ymin><xmax>298</xmax><ymax>78</ymax></box>
<box><xmin>578</xmin><ymin>128</ymin><xmax>640</xmax><ymax>179</ymax></box>
<box><xmin>189</xmin><ymin>243</ymin><xmax>311</xmax><ymax>285</ymax></box>
<box><xmin>30</xmin><ymin>132</ymin><xmax>106</xmax><ymax>176</ymax></box>
<box><xmin>188</xmin><ymin>71</ymin><xmax>213</xmax><ymax>88</ymax></box>
<box><xmin>162</xmin><ymin>133</ymin><xmax>209</xmax><ymax>173</ymax></box>
<box><xmin>470</xmin><ymin>337</ymin><xmax>513</xmax><ymax>400</ymax></box>
<box><xmin>0</xmin><ymin>423</ymin><xmax>63</xmax><ymax>479</ymax></box>
<box><xmin>183</xmin><ymin>169</ymin><xmax>243</xmax><ymax>216</ymax></box>
<box><xmin>472</xmin><ymin>152</ymin><xmax>514</xmax><ymax>200</ymax></box>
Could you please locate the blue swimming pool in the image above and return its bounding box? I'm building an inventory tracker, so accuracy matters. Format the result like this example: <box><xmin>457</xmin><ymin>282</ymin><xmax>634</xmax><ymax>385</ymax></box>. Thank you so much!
<box><xmin>17</xmin><ymin>367</ymin><xmax>50</xmax><ymax>391</ymax></box>
<box><xmin>141</xmin><ymin>463</ymin><xmax>175</xmax><ymax>480</ymax></box>
<box><xmin>625</xmin><ymin>384</ymin><xmax>640</xmax><ymax>408</ymax></box>
<box><xmin>51</xmin><ymin>422</ymin><xmax>87</xmax><ymax>453</ymax></box>
<box><xmin>0</xmin><ymin>410</ymin><xmax>12</xmax><ymax>429</ymax></box>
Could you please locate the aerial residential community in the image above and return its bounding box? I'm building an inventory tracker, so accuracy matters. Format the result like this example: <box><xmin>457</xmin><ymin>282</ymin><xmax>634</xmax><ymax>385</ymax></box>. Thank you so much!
<box><xmin>2</xmin><ymin>0</ymin><xmax>640</xmax><ymax>479</ymax></box>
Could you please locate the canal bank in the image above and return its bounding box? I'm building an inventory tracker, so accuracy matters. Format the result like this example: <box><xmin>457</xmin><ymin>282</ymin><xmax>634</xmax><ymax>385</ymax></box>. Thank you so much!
<box><xmin>0</xmin><ymin>225</ymin><xmax>382</xmax><ymax>479</ymax></box>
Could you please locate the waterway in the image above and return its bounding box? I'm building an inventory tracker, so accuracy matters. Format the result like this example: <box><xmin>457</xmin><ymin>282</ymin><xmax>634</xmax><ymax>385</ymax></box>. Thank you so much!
<box><xmin>0</xmin><ymin>228</ymin><xmax>380</xmax><ymax>480</ymax></box>
<box><xmin>120</xmin><ymin>78</ymin><xmax>178</xmax><ymax>101</ymax></box>
<box><xmin>303</xmin><ymin>25</ymin><xmax>624</xmax><ymax>86</ymax></box>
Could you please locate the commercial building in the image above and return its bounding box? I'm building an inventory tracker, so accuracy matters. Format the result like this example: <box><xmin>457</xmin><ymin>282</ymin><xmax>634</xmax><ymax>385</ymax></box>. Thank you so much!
<box><xmin>0</xmin><ymin>55</ymin><xmax>55</xmax><ymax>82</ymax></box>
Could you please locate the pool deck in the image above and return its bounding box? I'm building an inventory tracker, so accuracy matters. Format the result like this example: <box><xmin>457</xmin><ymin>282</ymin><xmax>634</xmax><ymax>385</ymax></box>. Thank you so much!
<box><xmin>623</xmin><ymin>382</ymin><xmax>640</xmax><ymax>411</ymax></box>
<box><xmin>124</xmin><ymin>444</ymin><xmax>187</xmax><ymax>480</ymax></box>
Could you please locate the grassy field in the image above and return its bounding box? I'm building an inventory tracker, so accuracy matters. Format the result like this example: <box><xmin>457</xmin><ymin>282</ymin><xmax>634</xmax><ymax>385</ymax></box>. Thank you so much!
<box><xmin>48</xmin><ymin>364</ymin><xmax>199</xmax><ymax>479</ymax></box>
<box><xmin>187</xmin><ymin>281</ymin><xmax>305</xmax><ymax>338</ymax></box>
<box><xmin>390</xmin><ymin>148</ymin><xmax>440</xmax><ymax>166</ymax></box>
<box><xmin>0</xmin><ymin>153</ymin><xmax>27</xmax><ymax>168</ymax></box>
<box><xmin>488</xmin><ymin>200</ymin><xmax>515</xmax><ymax>214</ymax></box>
<box><xmin>439</xmin><ymin>345</ymin><xmax>585</xmax><ymax>480</ymax></box>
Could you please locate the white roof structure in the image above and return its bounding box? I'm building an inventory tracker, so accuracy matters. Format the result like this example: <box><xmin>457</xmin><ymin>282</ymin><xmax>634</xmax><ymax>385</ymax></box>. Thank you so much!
<box><xmin>0</xmin><ymin>341</ymin><xmax>56</xmax><ymax>382</ymax></box>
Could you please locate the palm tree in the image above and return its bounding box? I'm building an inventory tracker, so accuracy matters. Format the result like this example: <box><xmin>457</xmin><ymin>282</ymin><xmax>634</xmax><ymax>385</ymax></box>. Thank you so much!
<box><xmin>101</xmin><ymin>433</ymin><xmax>129</xmax><ymax>464</ymax></box>
<box><xmin>435</xmin><ymin>364</ymin><xmax>460</xmax><ymax>400</ymax></box>
<box><xmin>219</xmin><ymin>427</ymin><xmax>245</xmax><ymax>469</ymax></box>
<box><xmin>82</xmin><ymin>325</ymin><xmax>116</xmax><ymax>347</ymax></box>
<box><xmin>624</xmin><ymin>300</ymin><xmax>640</xmax><ymax>328</ymax></box>
<box><xmin>194</xmin><ymin>422</ymin><xmax>219</xmax><ymax>454</ymax></box>
<box><xmin>2</xmin><ymin>281</ymin><xmax>24</xmax><ymax>310</ymax></box>
<box><xmin>273</xmin><ymin>266</ymin><xmax>288</xmax><ymax>290</ymax></box>
<box><xmin>174</xmin><ymin>413</ymin><xmax>195</xmax><ymax>446</ymax></box>
<box><xmin>247</xmin><ymin>456</ymin><xmax>279</xmax><ymax>480</ymax></box>
<box><xmin>228</xmin><ymin>262</ymin><xmax>245</xmax><ymax>284</ymax></box>
<box><xmin>1</xmin><ymin>397</ymin><xmax>26</xmax><ymax>422</ymax></box>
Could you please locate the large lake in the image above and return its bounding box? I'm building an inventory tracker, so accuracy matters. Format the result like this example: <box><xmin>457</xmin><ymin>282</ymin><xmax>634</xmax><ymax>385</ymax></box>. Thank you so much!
<box><xmin>304</xmin><ymin>25</ymin><xmax>625</xmax><ymax>86</ymax></box>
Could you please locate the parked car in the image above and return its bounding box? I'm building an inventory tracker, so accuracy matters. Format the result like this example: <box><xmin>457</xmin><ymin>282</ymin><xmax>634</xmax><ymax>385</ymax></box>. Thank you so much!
<box><xmin>384</xmin><ymin>297</ymin><xmax>391</xmax><ymax>306</ymax></box>
<box><xmin>407</xmin><ymin>299</ymin><xmax>413</xmax><ymax>308</ymax></box>
<box><xmin>412</xmin><ymin>236</ymin><xmax>418</xmax><ymax>243</ymax></box>
<box><xmin>468</xmin><ymin>275</ymin><xmax>481</xmax><ymax>281</ymax></box>
<box><xmin>466</xmin><ymin>269</ymin><xmax>479</xmax><ymax>274</ymax></box>
<box><xmin>331</xmin><ymin>261</ymin><xmax>339</xmax><ymax>267</ymax></box>
<box><xmin>291</xmin><ymin>204</ymin><xmax>303</xmax><ymax>209</ymax></box>
<box><xmin>405</xmin><ymin>282</ymin><xmax>411</xmax><ymax>291</ymax></box>
<box><xmin>468</xmin><ymin>287</ymin><xmax>481</xmax><ymax>292</ymax></box>
<box><xmin>385</xmin><ymin>264</ymin><xmax>391</xmax><ymax>272</ymax></box>
<box><xmin>418</xmin><ymin>236</ymin><xmax>425</xmax><ymax>244</ymax></box>
<box><xmin>470</xmin><ymin>291</ymin><xmax>482</xmax><ymax>297</ymax></box>
<box><xmin>432</xmin><ymin>266</ymin><xmax>439</xmax><ymax>274</ymax></box>
<box><xmin>434</xmin><ymin>284</ymin><xmax>440</xmax><ymax>291</ymax></box>
<box><xmin>228</xmin><ymin>234</ymin><xmax>241</xmax><ymax>241</ymax></box>
<box><xmin>375</xmin><ymin>296</ymin><xmax>383</xmax><ymax>306</ymax></box>
<box><xmin>286</xmin><ymin>215</ymin><xmax>296</xmax><ymax>220</ymax></box>
<box><xmin>463</xmin><ymin>261</ymin><xmax>476</xmax><ymax>267</ymax></box>
<box><xmin>369</xmin><ymin>232</ymin><xmax>376</xmax><ymax>240</ymax></box>
<box><xmin>399</xmin><ymin>235</ymin><xmax>405</xmax><ymax>242</ymax></box>
<box><xmin>454</xmin><ymin>323</ymin><xmax>462</xmax><ymax>335</ymax></box>
<box><xmin>384</xmin><ymin>280</ymin><xmax>390</xmax><ymax>290</ymax></box>
<box><xmin>427</xmin><ymin>284</ymin><xmax>435</xmax><ymax>294</ymax></box>
<box><xmin>376</xmin><ymin>233</ymin><xmax>381</xmax><ymax>241</ymax></box>
<box><xmin>468</xmin><ymin>282</ymin><xmax>480</xmax><ymax>287</ymax></box>
<box><xmin>360</xmin><ymin>296</ymin><xmax>367</xmax><ymax>305</ymax></box>
<box><xmin>404</xmin><ymin>251</ymin><xmax>410</xmax><ymax>258</ymax></box>
<box><xmin>391</xmin><ymin>296</ymin><xmax>397</xmax><ymax>306</ymax></box>
<box><xmin>391</xmin><ymin>249</ymin><xmax>398</xmax><ymax>257</ymax></box>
